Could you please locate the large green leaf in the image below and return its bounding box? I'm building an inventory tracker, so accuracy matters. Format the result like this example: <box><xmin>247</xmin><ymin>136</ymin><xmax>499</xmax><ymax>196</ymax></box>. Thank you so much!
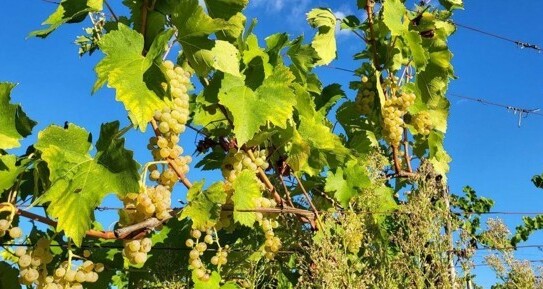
<box><xmin>0</xmin><ymin>155</ymin><xmax>26</xmax><ymax>196</ymax></box>
<box><xmin>0</xmin><ymin>82</ymin><xmax>37</xmax><ymax>150</ymax></box>
<box><xmin>30</xmin><ymin>0</ymin><xmax>103</xmax><ymax>37</ymax></box>
<box><xmin>180</xmin><ymin>181</ymin><xmax>227</xmax><ymax>229</ymax></box>
<box><xmin>171</xmin><ymin>0</ymin><xmax>240</xmax><ymax>76</ymax></box>
<box><xmin>325</xmin><ymin>160</ymin><xmax>371</xmax><ymax>207</ymax></box>
<box><xmin>382</xmin><ymin>0</ymin><xmax>407</xmax><ymax>36</ymax></box>
<box><xmin>306</xmin><ymin>8</ymin><xmax>337</xmax><ymax>65</ymax></box>
<box><xmin>203</xmin><ymin>0</ymin><xmax>248</xmax><ymax>41</ymax></box>
<box><xmin>219</xmin><ymin>65</ymin><xmax>296</xmax><ymax>145</ymax></box>
<box><xmin>232</xmin><ymin>170</ymin><xmax>262</xmax><ymax>227</ymax></box>
<box><xmin>35</xmin><ymin>122</ymin><xmax>139</xmax><ymax>245</ymax></box>
<box><xmin>93</xmin><ymin>24</ymin><xmax>171</xmax><ymax>131</ymax></box>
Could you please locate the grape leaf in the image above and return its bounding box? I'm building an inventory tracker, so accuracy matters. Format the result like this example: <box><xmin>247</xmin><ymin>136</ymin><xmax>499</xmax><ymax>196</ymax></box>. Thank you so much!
<box><xmin>35</xmin><ymin>122</ymin><xmax>139</xmax><ymax>246</ymax></box>
<box><xmin>0</xmin><ymin>82</ymin><xmax>37</xmax><ymax>150</ymax></box>
<box><xmin>325</xmin><ymin>160</ymin><xmax>371</xmax><ymax>207</ymax></box>
<box><xmin>30</xmin><ymin>0</ymin><xmax>103</xmax><ymax>38</ymax></box>
<box><xmin>0</xmin><ymin>155</ymin><xmax>26</xmax><ymax>196</ymax></box>
<box><xmin>306</xmin><ymin>8</ymin><xmax>337</xmax><ymax>65</ymax></box>
<box><xmin>232</xmin><ymin>170</ymin><xmax>262</xmax><ymax>227</ymax></box>
<box><xmin>0</xmin><ymin>261</ymin><xmax>19</xmax><ymax>289</ymax></box>
<box><xmin>219</xmin><ymin>65</ymin><xmax>296</xmax><ymax>145</ymax></box>
<box><xmin>316</xmin><ymin>84</ymin><xmax>345</xmax><ymax>115</ymax></box>
<box><xmin>180</xmin><ymin>181</ymin><xmax>227</xmax><ymax>229</ymax></box>
<box><xmin>428</xmin><ymin>131</ymin><xmax>451</xmax><ymax>175</ymax></box>
<box><xmin>439</xmin><ymin>0</ymin><xmax>464</xmax><ymax>10</ymax></box>
<box><xmin>382</xmin><ymin>0</ymin><xmax>407</xmax><ymax>36</ymax></box>
<box><xmin>171</xmin><ymin>0</ymin><xmax>240</xmax><ymax>76</ymax></box>
<box><xmin>265</xmin><ymin>33</ymin><xmax>290</xmax><ymax>66</ymax></box>
<box><xmin>93</xmin><ymin>24</ymin><xmax>171</xmax><ymax>131</ymax></box>
<box><xmin>203</xmin><ymin>0</ymin><xmax>248</xmax><ymax>41</ymax></box>
<box><xmin>402</xmin><ymin>31</ymin><xmax>429</xmax><ymax>70</ymax></box>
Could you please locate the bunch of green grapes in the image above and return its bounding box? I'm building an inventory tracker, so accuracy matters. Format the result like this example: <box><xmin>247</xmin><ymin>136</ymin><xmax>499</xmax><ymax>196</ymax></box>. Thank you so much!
<box><xmin>221</xmin><ymin>149</ymin><xmax>269</xmax><ymax>183</ymax></box>
<box><xmin>185</xmin><ymin>228</ymin><xmax>226</xmax><ymax>281</ymax></box>
<box><xmin>412</xmin><ymin>111</ymin><xmax>433</xmax><ymax>136</ymax></box>
<box><xmin>148</xmin><ymin>60</ymin><xmax>193</xmax><ymax>187</ymax></box>
<box><xmin>120</xmin><ymin>185</ymin><xmax>172</xmax><ymax>226</ymax></box>
<box><xmin>382</xmin><ymin>92</ymin><xmax>416</xmax><ymax>146</ymax></box>
<box><xmin>354</xmin><ymin>75</ymin><xmax>376</xmax><ymax>115</ymax></box>
<box><xmin>14</xmin><ymin>238</ymin><xmax>69</xmax><ymax>288</ymax></box>
<box><xmin>36</xmin><ymin>257</ymin><xmax>104</xmax><ymax>289</ymax></box>
<box><xmin>123</xmin><ymin>238</ymin><xmax>152</xmax><ymax>265</ymax></box>
<box><xmin>0</xmin><ymin>216</ymin><xmax>23</xmax><ymax>239</ymax></box>
<box><xmin>254</xmin><ymin>197</ymin><xmax>281</xmax><ymax>260</ymax></box>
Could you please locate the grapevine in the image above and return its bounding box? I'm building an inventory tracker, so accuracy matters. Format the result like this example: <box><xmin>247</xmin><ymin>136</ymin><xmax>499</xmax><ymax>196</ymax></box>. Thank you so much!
<box><xmin>4</xmin><ymin>1</ymin><xmax>529</xmax><ymax>288</ymax></box>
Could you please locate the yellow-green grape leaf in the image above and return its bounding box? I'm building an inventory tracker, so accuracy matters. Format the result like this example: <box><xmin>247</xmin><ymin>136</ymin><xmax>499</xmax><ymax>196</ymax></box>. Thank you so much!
<box><xmin>382</xmin><ymin>0</ymin><xmax>407</xmax><ymax>36</ymax></box>
<box><xmin>439</xmin><ymin>0</ymin><xmax>464</xmax><ymax>10</ymax></box>
<box><xmin>0</xmin><ymin>83</ymin><xmax>37</xmax><ymax>150</ymax></box>
<box><xmin>306</xmin><ymin>8</ymin><xmax>337</xmax><ymax>65</ymax></box>
<box><xmin>191</xmin><ymin>40</ymin><xmax>242</xmax><ymax>77</ymax></box>
<box><xmin>0</xmin><ymin>155</ymin><xmax>26</xmax><ymax>196</ymax></box>
<box><xmin>428</xmin><ymin>131</ymin><xmax>451</xmax><ymax>176</ymax></box>
<box><xmin>232</xmin><ymin>170</ymin><xmax>262</xmax><ymax>227</ymax></box>
<box><xmin>35</xmin><ymin>122</ymin><xmax>139</xmax><ymax>246</ymax></box>
<box><xmin>219</xmin><ymin>65</ymin><xmax>296</xmax><ymax>145</ymax></box>
<box><xmin>403</xmin><ymin>31</ymin><xmax>429</xmax><ymax>70</ymax></box>
<box><xmin>93</xmin><ymin>23</ymin><xmax>168</xmax><ymax>131</ymax></box>
<box><xmin>325</xmin><ymin>160</ymin><xmax>371</xmax><ymax>207</ymax></box>
<box><xmin>171</xmin><ymin>0</ymin><xmax>240</xmax><ymax>76</ymax></box>
<box><xmin>30</xmin><ymin>0</ymin><xmax>103</xmax><ymax>38</ymax></box>
<box><xmin>180</xmin><ymin>181</ymin><xmax>227</xmax><ymax>228</ymax></box>
<box><xmin>203</xmin><ymin>0</ymin><xmax>248</xmax><ymax>40</ymax></box>
<box><xmin>243</xmin><ymin>34</ymin><xmax>274</xmax><ymax>81</ymax></box>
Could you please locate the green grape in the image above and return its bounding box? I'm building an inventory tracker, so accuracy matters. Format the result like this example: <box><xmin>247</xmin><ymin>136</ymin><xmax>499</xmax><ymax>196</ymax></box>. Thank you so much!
<box><xmin>75</xmin><ymin>271</ymin><xmax>86</xmax><ymax>283</ymax></box>
<box><xmin>412</xmin><ymin>111</ymin><xmax>433</xmax><ymax>135</ymax></box>
<box><xmin>133</xmin><ymin>252</ymin><xmax>147</xmax><ymax>264</ymax></box>
<box><xmin>55</xmin><ymin>268</ymin><xmax>66</xmax><ymax>278</ymax></box>
<box><xmin>15</xmin><ymin>247</ymin><xmax>26</xmax><ymax>257</ymax></box>
<box><xmin>191</xmin><ymin>229</ymin><xmax>202</xmax><ymax>239</ymax></box>
<box><xmin>94</xmin><ymin>263</ymin><xmax>105</xmax><ymax>273</ymax></box>
<box><xmin>185</xmin><ymin>239</ymin><xmax>195</xmax><ymax>247</ymax></box>
<box><xmin>189</xmin><ymin>249</ymin><xmax>200</xmax><ymax>260</ymax></box>
<box><xmin>0</xmin><ymin>219</ymin><xmax>9</xmax><ymax>230</ymax></box>
<box><xmin>196</xmin><ymin>242</ymin><xmax>207</xmax><ymax>252</ymax></box>
<box><xmin>18</xmin><ymin>254</ymin><xmax>31</xmax><ymax>268</ymax></box>
<box><xmin>204</xmin><ymin>234</ymin><xmax>213</xmax><ymax>244</ymax></box>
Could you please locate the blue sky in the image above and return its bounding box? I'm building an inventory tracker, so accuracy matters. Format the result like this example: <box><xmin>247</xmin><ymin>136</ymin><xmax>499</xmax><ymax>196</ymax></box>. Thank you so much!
<box><xmin>1</xmin><ymin>0</ymin><xmax>543</xmax><ymax>287</ymax></box>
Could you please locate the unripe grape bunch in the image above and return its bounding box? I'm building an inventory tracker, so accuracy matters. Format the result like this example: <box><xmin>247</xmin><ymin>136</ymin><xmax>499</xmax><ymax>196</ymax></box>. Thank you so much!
<box><xmin>354</xmin><ymin>75</ymin><xmax>377</xmax><ymax>115</ymax></box>
<box><xmin>382</xmin><ymin>92</ymin><xmax>416</xmax><ymax>146</ymax></box>
<box><xmin>221</xmin><ymin>149</ymin><xmax>269</xmax><ymax>183</ymax></box>
<box><xmin>254</xmin><ymin>197</ymin><xmax>281</xmax><ymax>260</ymax></box>
<box><xmin>123</xmin><ymin>238</ymin><xmax>152</xmax><ymax>265</ymax></box>
<box><xmin>185</xmin><ymin>228</ymin><xmax>229</xmax><ymax>281</ymax></box>
<box><xmin>15</xmin><ymin>238</ymin><xmax>103</xmax><ymax>288</ymax></box>
<box><xmin>412</xmin><ymin>111</ymin><xmax>433</xmax><ymax>136</ymax></box>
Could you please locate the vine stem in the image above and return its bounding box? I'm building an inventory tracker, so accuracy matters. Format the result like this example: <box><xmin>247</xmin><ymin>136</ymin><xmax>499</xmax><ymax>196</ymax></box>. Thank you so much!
<box><xmin>402</xmin><ymin>129</ymin><xmax>413</xmax><ymax>173</ymax></box>
<box><xmin>293</xmin><ymin>175</ymin><xmax>320</xmax><ymax>230</ymax></box>
<box><xmin>365</xmin><ymin>1</ymin><xmax>380</xmax><ymax>70</ymax></box>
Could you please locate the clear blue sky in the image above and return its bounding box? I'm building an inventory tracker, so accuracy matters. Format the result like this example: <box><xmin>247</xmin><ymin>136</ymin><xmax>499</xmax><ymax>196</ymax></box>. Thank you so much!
<box><xmin>1</xmin><ymin>1</ymin><xmax>543</xmax><ymax>287</ymax></box>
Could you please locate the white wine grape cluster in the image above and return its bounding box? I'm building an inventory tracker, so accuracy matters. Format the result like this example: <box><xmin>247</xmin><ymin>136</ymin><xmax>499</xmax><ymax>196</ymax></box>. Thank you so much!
<box><xmin>255</xmin><ymin>197</ymin><xmax>281</xmax><ymax>260</ymax></box>
<box><xmin>355</xmin><ymin>75</ymin><xmax>376</xmax><ymax>115</ymax></box>
<box><xmin>148</xmin><ymin>59</ymin><xmax>193</xmax><ymax>188</ymax></box>
<box><xmin>221</xmin><ymin>149</ymin><xmax>269</xmax><ymax>183</ymax></box>
<box><xmin>382</xmin><ymin>92</ymin><xmax>416</xmax><ymax>146</ymax></box>
<box><xmin>123</xmin><ymin>238</ymin><xmax>152</xmax><ymax>265</ymax></box>
<box><xmin>121</xmin><ymin>185</ymin><xmax>172</xmax><ymax>224</ymax></box>
<box><xmin>0</xmin><ymin>216</ymin><xmax>22</xmax><ymax>239</ymax></box>
<box><xmin>185</xmin><ymin>229</ymin><xmax>229</xmax><ymax>281</ymax></box>
<box><xmin>16</xmin><ymin>238</ymin><xmax>104</xmax><ymax>288</ymax></box>
<box><xmin>412</xmin><ymin>111</ymin><xmax>433</xmax><ymax>136</ymax></box>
